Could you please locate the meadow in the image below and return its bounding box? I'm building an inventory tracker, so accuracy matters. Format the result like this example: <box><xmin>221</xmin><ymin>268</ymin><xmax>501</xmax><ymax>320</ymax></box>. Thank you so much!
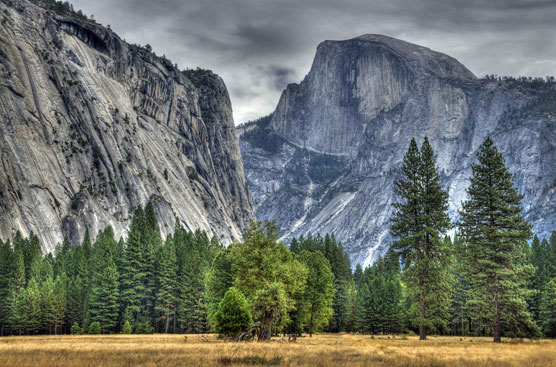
<box><xmin>1</xmin><ymin>333</ymin><xmax>555</xmax><ymax>367</ymax></box>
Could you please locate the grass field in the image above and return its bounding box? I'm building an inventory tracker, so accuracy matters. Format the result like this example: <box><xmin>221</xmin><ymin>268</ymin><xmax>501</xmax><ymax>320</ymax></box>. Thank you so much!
<box><xmin>1</xmin><ymin>333</ymin><xmax>555</xmax><ymax>367</ymax></box>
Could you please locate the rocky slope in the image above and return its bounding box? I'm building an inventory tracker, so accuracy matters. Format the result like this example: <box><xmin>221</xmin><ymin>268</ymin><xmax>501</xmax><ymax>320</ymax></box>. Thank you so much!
<box><xmin>238</xmin><ymin>34</ymin><xmax>556</xmax><ymax>267</ymax></box>
<box><xmin>0</xmin><ymin>0</ymin><xmax>253</xmax><ymax>251</ymax></box>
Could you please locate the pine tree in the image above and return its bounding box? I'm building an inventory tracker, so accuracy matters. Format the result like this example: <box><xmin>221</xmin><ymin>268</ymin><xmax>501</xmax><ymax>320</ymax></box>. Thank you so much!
<box><xmin>539</xmin><ymin>278</ymin><xmax>556</xmax><ymax>337</ymax></box>
<box><xmin>458</xmin><ymin>137</ymin><xmax>539</xmax><ymax>342</ymax></box>
<box><xmin>530</xmin><ymin>236</ymin><xmax>551</xmax><ymax>323</ymax></box>
<box><xmin>0</xmin><ymin>240</ymin><xmax>14</xmax><ymax>335</ymax></box>
<box><xmin>205</xmin><ymin>248</ymin><xmax>234</xmax><ymax>328</ymax></box>
<box><xmin>391</xmin><ymin>137</ymin><xmax>452</xmax><ymax>340</ymax></box>
<box><xmin>120</xmin><ymin>206</ymin><xmax>152</xmax><ymax>328</ymax></box>
<box><xmin>548</xmin><ymin>231</ymin><xmax>556</xmax><ymax>278</ymax></box>
<box><xmin>48</xmin><ymin>273</ymin><xmax>67</xmax><ymax>334</ymax></box>
<box><xmin>298</xmin><ymin>250</ymin><xmax>335</xmax><ymax>336</ymax></box>
<box><xmin>451</xmin><ymin>234</ymin><xmax>471</xmax><ymax>336</ymax></box>
<box><xmin>177</xmin><ymin>230</ymin><xmax>210</xmax><ymax>333</ymax></box>
<box><xmin>154</xmin><ymin>238</ymin><xmax>178</xmax><ymax>333</ymax></box>
<box><xmin>88</xmin><ymin>230</ymin><xmax>120</xmax><ymax>333</ymax></box>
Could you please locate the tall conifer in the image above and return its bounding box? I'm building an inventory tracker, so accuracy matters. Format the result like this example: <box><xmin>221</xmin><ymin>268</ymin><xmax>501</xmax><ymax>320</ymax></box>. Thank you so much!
<box><xmin>458</xmin><ymin>137</ymin><xmax>538</xmax><ymax>342</ymax></box>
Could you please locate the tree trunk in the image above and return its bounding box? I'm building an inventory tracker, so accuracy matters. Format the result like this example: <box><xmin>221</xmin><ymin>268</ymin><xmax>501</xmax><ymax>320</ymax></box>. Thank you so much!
<box><xmin>258</xmin><ymin>309</ymin><xmax>274</xmax><ymax>342</ymax></box>
<box><xmin>461</xmin><ymin>309</ymin><xmax>465</xmax><ymax>337</ymax></box>
<box><xmin>309</xmin><ymin>305</ymin><xmax>314</xmax><ymax>338</ymax></box>
<box><xmin>493</xmin><ymin>294</ymin><xmax>501</xmax><ymax>343</ymax></box>
<box><xmin>419</xmin><ymin>289</ymin><xmax>427</xmax><ymax>340</ymax></box>
<box><xmin>165</xmin><ymin>312</ymin><xmax>170</xmax><ymax>333</ymax></box>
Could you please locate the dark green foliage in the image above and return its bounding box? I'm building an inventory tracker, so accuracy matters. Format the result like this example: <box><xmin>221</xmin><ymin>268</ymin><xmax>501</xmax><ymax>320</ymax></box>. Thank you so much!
<box><xmin>391</xmin><ymin>137</ymin><xmax>453</xmax><ymax>340</ymax></box>
<box><xmin>239</xmin><ymin>115</ymin><xmax>285</xmax><ymax>154</ymax></box>
<box><xmin>122</xmin><ymin>320</ymin><xmax>132</xmax><ymax>334</ymax></box>
<box><xmin>449</xmin><ymin>235</ymin><xmax>472</xmax><ymax>336</ymax></box>
<box><xmin>1</xmin><ymin>191</ymin><xmax>553</xmax><ymax>341</ymax></box>
<box><xmin>529</xmin><ymin>236</ymin><xmax>553</xmax><ymax>323</ymax></box>
<box><xmin>205</xmin><ymin>248</ymin><xmax>234</xmax><ymax>327</ymax></box>
<box><xmin>214</xmin><ymin>287</ymin><xmax>252</xmax><ymax>338</ymax></box>
<box><xmin>229</xmin><ymin>221</ymin><xmax>307</xmax><ymax>341</ymax></box>
<box><xmin>87</xmin><ymin>228</ymin><xmax>119</xmax><ymax>333</ymax></box>
<box><xmin>176</xmin><ymin>227</ymin><xmax>212</xmax><ymax>333</ymax></box>
<box><xmin>154</xmin><ymin>237</ymin><xmax>178</xmax><ymax>333</ymax></box>
<box><xmin>354</xmin><ymin>257</ymin><xmax>403</xmax><ymax>335</ymax></box>
<box><xmin>120</xmin><ymin>205</ymin><xmax>157</xmax><ymax>329</ymax></box>
<box><xmin>88</xmin><ymin>321</ymin><xmax>101</xmax><ymax>334</ymax></box>
<box><xmin>458</xmin><ymin>137</ymin><xmax>539</xmax><ymax>342</ymax></box>
<box><xmin>70</xmin><ymin>322</ymin><xmax>82</xmax><ymax>335</ymax></box>
<box><xmin>181</xmin><ymin>67</ymin><xmax>217</xmax><ymax>88</ymax></box>
<box><xmin>540</xmin><ymin>278</ymin><xmax>556</xmax><ymax>337</ymax></box>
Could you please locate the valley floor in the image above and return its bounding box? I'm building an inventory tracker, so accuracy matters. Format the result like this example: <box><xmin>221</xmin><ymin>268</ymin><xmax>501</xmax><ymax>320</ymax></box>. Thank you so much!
<box><xmin>0</xmin><ymin>333</ymin><xmax>555</xmax><ymax>367</ymax></box>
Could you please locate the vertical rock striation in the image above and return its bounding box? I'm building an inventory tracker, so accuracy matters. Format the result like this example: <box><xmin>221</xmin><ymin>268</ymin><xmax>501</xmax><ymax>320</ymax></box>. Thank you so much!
<box><xmin>0</xmin><ymin>0</ymin><xmax>253</xmax><ymax>251</ymax></box>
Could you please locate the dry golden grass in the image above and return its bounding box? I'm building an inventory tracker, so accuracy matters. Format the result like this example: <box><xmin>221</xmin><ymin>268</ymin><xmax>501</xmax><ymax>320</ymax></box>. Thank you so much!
<box><xmin>1</xmin><ymin>333</ymin><xmax>555</xmax><ymax>367</ymax></box>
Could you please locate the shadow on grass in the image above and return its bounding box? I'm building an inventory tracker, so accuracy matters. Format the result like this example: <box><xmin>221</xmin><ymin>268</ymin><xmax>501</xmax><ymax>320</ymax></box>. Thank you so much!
<box><xmin>219</xmin><ymin>355</ymin><xmax>283</xmax><ymax>366</ymax></box>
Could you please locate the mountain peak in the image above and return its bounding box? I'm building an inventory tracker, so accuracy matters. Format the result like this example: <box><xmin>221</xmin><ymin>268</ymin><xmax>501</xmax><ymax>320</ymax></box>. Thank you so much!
<box><xmin>317</xmin><ymin>34</ymin><xmax>477</xmax><ymax>81</ymax></box>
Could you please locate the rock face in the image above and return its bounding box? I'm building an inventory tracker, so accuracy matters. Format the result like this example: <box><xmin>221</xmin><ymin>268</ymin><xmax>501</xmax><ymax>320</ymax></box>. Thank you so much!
<box><xmin>0</xmin><ymin>0</ymin><xmax>254</xmax><ymax>251</ymax></box>
<box><xmin>238</xmin><ymin>34</ymin><xmax>556</xmax><ymax>267</ymax></box>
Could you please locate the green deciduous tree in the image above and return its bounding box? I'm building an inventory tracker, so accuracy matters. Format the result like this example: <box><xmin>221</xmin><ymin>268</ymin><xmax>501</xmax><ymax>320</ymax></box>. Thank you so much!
<box><xmin>229</xmin><ymin>221</ymin><xmax>307</xmax><ymax>341</ymax></box>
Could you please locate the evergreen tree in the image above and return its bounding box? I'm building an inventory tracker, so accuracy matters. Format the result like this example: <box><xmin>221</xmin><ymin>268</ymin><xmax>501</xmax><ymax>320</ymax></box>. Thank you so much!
<box><xmin>48</xmin><ymin>273</ymin><xmax>67</xmax><ymax>334</ymax></box>
<box><xmin>70</xmin><ymin>321</ymin><xmax>83</xmax><ymax>335</ymax></box>
<box><xmin>214</xmin><ymin>287</ymin><xmax>252</xmax><ymax>338</ymax></box>
<box><xmin>298</xmin><ymin>250</ymin><xmax>335</xmax><ymax>336</ymax></box>
<box><xmin>540</xmin><ymin>278</ymin><xmax>556</xmax><ymax>337</ymax></box>
<box><xmin>450</xmin><ymin>235</ymin><xmax>471</xmax><ymax>336</ymax></box>
<box><xmin>88</xmin><ymin>321</ymin><xmax>101</xmax><ymax>334</ymax></box>
<box><xmin>530</xmin><ymin>236</ymin><xmax>551</xmax><ymax>323</ymax></box>
<box><xmin>391</xmin><ymin>137</ymin><xmax>452</xmax><ymax>340</ymax></box>
<box><xmin>11</xmin><ymin>278</ymin><xmax>41</xmax><ymax>335</ymax></box>
<box><xmin>88</xmin><ymin>229</ymin><xmax>119</xmax><ymax>333</ymax></box>
<box><xmin>205</xmin><ymin>248</ymin><xmax>234</xmax><ymax>327</ymax></box>
<box><xmin>458</xmin><ymin>137</ymin><xmax>539</xmax><ymax>342</ymax></box>
<box><xmin>176</xmin><ymin>228</ymin><xmax>211</xmax><ymax>333</ymax></box>
<box><xmin>120</xmin><ymin>206</ymin><xmax>154</xmax><ymax>328</ymax></box>
<box><xmin>0</xmin><ymin>240</ymin><xmax>14</xmax><ymax>335</ymax></box>
<box><xmin>548</xmin><ymin>231</ymin><xmax>556</xmax><ymax>278</ymax></box>
<box><xmin>154</xmin><ymin>238</ymin><xmax>178</xmax><ymax>333</ymax></box>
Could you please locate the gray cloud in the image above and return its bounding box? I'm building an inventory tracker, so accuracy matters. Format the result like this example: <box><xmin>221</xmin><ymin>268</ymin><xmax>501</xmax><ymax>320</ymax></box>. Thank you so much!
<box><xmin>68</xmin><ymin>0</ymin><xmax>556</xmax><ymax>123</ymax></box>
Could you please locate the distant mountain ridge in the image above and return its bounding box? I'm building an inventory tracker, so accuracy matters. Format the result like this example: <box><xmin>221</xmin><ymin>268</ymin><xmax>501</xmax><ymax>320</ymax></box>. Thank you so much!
<box><xmin>238</xmin><ymin>34</ymin><xmax>556</xmax><ymax>266</ymax></box>
<box><xmin>0</xmin><ymin>0</ymin><xmax>254</xmax><ymax>251</ymax></box>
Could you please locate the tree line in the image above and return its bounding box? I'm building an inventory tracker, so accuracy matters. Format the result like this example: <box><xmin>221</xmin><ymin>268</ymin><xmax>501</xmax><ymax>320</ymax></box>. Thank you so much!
<box><xmin>1</xmin><ymin>137</ymin><xmax>556</xmax><ymax>342</ymax></box>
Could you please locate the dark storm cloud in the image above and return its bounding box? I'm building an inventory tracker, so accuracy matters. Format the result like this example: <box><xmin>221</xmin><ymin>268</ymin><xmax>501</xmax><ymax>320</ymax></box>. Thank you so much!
<box><xmin>68</xmin><ymin>0</ymin><xmax>556</xmax><ymax>123</ymax></box>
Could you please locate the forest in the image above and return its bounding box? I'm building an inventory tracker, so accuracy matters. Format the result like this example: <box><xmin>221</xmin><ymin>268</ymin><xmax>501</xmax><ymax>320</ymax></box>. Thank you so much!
<box><xmin>0</xmin><ymin>137</ymin><xmax>555</xmax><ymax>343</ymax></box>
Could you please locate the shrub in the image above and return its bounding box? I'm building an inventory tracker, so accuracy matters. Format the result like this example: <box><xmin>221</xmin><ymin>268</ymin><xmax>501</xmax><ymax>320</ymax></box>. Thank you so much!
<box><xmin>214</xmin><ymin>287</ymin><xmax>252</xmax><ymax>338</ymax></box>
<box><xmin>88</xmin><ymin>321</ymin><xmax>101</xmax><ymax>334</ymax></box>
<box><xmin>122</xmin><ymin>321</ymin><xmax>132</xmax><ymax>334</ymax></box>
<box><xmin>134</xmin><ymin>322</ymin><xmax>154</xmax><ymax>334</ymax></box>
<box><xmin>70</xmin><ymin>322</ymin><xmax>82</xmax><ymax>335</ymax></box>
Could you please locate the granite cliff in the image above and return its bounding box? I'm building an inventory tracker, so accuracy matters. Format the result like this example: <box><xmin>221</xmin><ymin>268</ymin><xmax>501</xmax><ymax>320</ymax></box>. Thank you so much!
<box><xmin>238</xmin><ymin>34</ymin><xmax>556</xmax><ymax>266</ymax></box>
<box><xmin>0</xmin><ymin>0</ymin><xmax>254</xmax><ymax>251</ymax></box>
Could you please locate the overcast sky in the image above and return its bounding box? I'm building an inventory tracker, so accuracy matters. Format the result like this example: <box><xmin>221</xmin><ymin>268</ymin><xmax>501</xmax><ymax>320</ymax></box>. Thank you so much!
<box><xmin>68</xmin><ymin>0</ymin><xmax>556</xmax><ymax>124</ymax></box>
